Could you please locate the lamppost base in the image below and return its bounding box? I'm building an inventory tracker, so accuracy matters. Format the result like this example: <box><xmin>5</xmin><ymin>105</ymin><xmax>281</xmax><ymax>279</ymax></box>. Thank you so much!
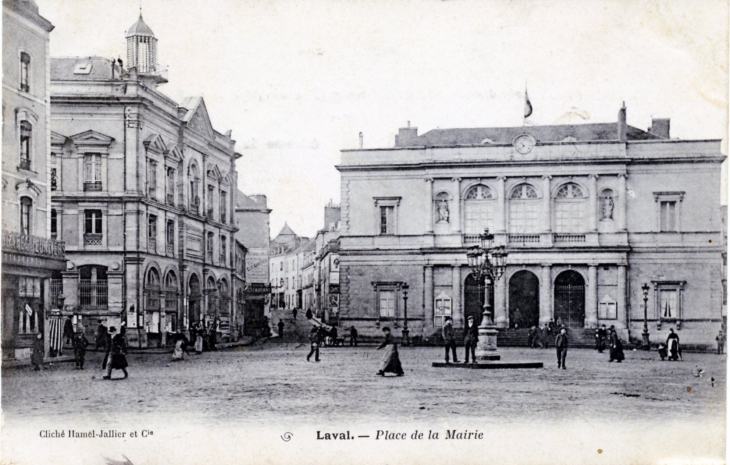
<box><xmin>475</xmin><ymin>326</ymin><xmax>500</xmax><ymax>361</ymax></box>
<box><xmin>642</xmin><ymin>331</ymin><xmax>650</xmax><ymax>351</ymax></box>
<box><xmin>401</xmin><ymin>329</ymin><xmax>410</xmax><ymax>347</ymax></box>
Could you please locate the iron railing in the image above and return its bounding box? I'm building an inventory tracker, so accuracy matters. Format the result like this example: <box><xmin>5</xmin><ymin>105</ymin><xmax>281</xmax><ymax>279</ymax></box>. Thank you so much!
<box><xmin>554</xmin><ymin>234</ymin><xmax>586</xmax><ymax>243</ymax></box>
<box><xmin>50</xmin><ymin>279</ymin><xmax>63</xmax><ymax>307</ymax></box>
<box><xmin>84</xmin><ymin>181</ymin><xmax>102</xmax><ymax>192</ymax></box>
<box><xmin>3</xmin><ymin>231</ymin><xmax>65</xmax><ymax>258</ymax></box>
<box><xmin>509</xmin><ymin>234</ymin><xmax>541</xmax><ymax>243</ymax></box>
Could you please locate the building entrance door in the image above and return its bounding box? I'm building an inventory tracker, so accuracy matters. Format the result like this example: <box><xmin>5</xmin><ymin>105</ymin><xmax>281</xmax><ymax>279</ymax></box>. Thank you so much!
<box><xmin>554</xmin><ymin>270</ymin><xmax>585</xmax><ymax>328</ymax></box>
<box><xmin>509</xmin><ymin>270</ymin><xmax>540</xmax><ymax>328</ymax></box>
<box><xmin>464</xmin><ymin>274</ymin><xmax>492</xmax><ymax>326</ymax></box>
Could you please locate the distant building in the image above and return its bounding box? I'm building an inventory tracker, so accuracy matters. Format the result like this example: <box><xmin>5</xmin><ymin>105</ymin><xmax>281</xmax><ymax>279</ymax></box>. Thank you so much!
<box><xmin>234</xmin><ymin>191</ymin><xmax>271</xmax><ymax>335</ymax></box>
<box><xmin>49</xmin><ymin>13</ymin><xmax>240</xmax><ymax>347</ymax></box>
<box><xmin>269</xmin><ymin>223</ymin><xmax>305</xmax><ymax>310</ymax></box>
<box><xmin>314</xmin><ymin>201</ymin><xmax>341</xmax><ymax>324</ymax></box>
<box><xmin>2</xmin><ymin>0</ymin><xmax>65</xmax><ymax>362</ymax></box>
<box><xmin>337</xmin><ymin>106</ymin><xmax>725</xmax><ymax>346</ymax></box>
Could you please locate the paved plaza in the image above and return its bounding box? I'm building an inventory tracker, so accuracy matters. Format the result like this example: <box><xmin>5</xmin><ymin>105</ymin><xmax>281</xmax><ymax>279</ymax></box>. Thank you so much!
<box><xmin>3</xmin><ymin>343</ymin><xmax>725</xmax><ymax>425</ymax></box>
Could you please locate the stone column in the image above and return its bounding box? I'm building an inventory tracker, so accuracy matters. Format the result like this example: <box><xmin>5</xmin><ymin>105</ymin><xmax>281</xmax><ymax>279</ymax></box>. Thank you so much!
<box><xmin>424</xmin><ymin>265</ymin><xmax>434</xmax><ymax>332</ymax></box>
<box><xmin>618</xmin><ymin>174</ymin><xmax>627</xmax><ymax>231</ymax></box>
<box><xmin>617</xmin><ymin>265</ymin><xmax>627</xmax><ymax>329</ymax></box>
<box><xmin>542</xmin><ymin>176</ymin><xmax>552</xmax><ymax>233</ymax></box>
<box><xmin>494</xmin><ymin>272</ymin><xmax>508</xmax><ymax>328</ymax></box>
<box><xmin>540</xmin><ymin>264</ymin><xmax>552</xmax><ymax>325</ymax></box>
<box><xmin>452</xmin><ymin>178</ymin><xmax>462</xmax><ymax>234</ymax></box>
<box><xmin>589</xmin><ymin>175</ymin><xmax>598</xmax><ymax>231</ymax></box>
<box><xmin>426</xmin><ymin>178</ymin><xmax>434</xmax><ymax>234</ymax></box>
<box><xmin>586</xmin><ymin>265</ymin><xmax>598</xmax><ymax>328</ymax></box>
<box><xmin>452</xmin><ymin>265</ymin><xmax>462</xmax><ymax>327</ymax></box>
<box><xmin>496</xmin><ymin>176</ymin><xmax>506</xmax><ymax>233</ymax></box>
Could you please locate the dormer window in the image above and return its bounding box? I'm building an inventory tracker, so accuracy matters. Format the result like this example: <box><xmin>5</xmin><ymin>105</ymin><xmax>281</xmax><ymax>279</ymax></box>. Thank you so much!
<box><xmin>20</xmin><ymin>52</ymin><xmax>30</xmax><ymax>92</ymax></box>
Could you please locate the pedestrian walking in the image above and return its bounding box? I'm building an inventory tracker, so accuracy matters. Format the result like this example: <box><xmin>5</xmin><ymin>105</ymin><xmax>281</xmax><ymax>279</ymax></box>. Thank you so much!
<box><xmin>194</xmin><ymin>326</ymin><xmax>203</xmax><ymax>354</ymax></box>
<box><xmin>306</xmin><ymin>326</ymin><xmax>321</xmax><ymax>362</ymax></box>
<box><xmin>72</xmin><ymin>324</ymin><xmax>89</xmax><ymax>369</ymax></box>
<box><xmin>596</xmin><ymin>324</ymin><xmax>607</xmax><ymax>353</ymax></box>
<box><xmin>306</xmin><ymin>308</ymin><xmax>313</xmax><ymax>320</ymax></box>
<box><xmin>540</xmin><ymin>324</ymin><xmax>550</xmax><ymax>349</ymax></box>
<box><xmin>63</xmin><ymin>318</ymin><xmax>75</xmax><ymax>346</ymax></box>
<box><xmin>292</xmin><ymin>308</ymin><xmax>298</xmax><ymax>320</ymax></box>
<box><xmin>555</xmin><ymin>327</ymin><xmax>568</xmax><ymax>369</ymax></box>
<box><xmin>715</xmin><ymin>329</ymin><xmax>725</xmax><ymax>355</ymax></box>
<box><xmin>666</xmin><ymin>328</ymin><xmax>680</xmax><ymax>361</ymax></box>
<box><xmin>463</xmin><ymin>316</ymin><xmax>478</xmax><ymax>364</ymax></box>
<box><xmin>608</xmin><ymin>326</ymin><xmax>625</xmax><ymax>363</ymax></box>
<box><xmin>172</xmin><ymin>333</ymin><xmax>189</xmax><ymax>361</ymax></box>
<box><xmin>277</xmin><ymin>320</ymin><xmax>285</xmax><ymax>339</ymax></box>
<box><xmin>376</xmin><ymin>327</ymin><xmax>404</xmax><ymax>376</ymax></box>
<box><xmin>555</xmin><ymin>317</ymin><xmax>563</xmax><ymax>329</ymax></box>
<box><xmin>102</xmin><ymin>327</ymin><xmax>128</xmax><ymax>380</ymax></box>
<box><xmin>528</xmin><ymin>326</ymin><xmax>538</xmax><ymax>348</ymax></box>
<box><xmin>548</xmin><ymin>319</ymin><xmax>556</xmax><ymax>335</ymax></box>
<box><xmin>208</xmin><ymin>323</ymin><xmax>217</xmax><ymax>351</ymax></box>
<box><xmin>349</xmin><ymin>325</ymin><xmax>358</xmax><ymax>347</ymax></box>
<box><xmin>442</xmin><ymin>316</ymin><xmax>459</xmax><ymax>363</ymax></box>
<box><xmin>95</xmin><ymin>322</ymin><xmax>108</xmax><ymax>351</ymax></box>
<box><xmin>31</xmin><ymin>332</ymin><xmax>43</xmax><ymax>371</ymax></box>
<box><xmin>657</xmin><ymin>343</ymin><xmax>668</xmax><ymax>361</ymax></box>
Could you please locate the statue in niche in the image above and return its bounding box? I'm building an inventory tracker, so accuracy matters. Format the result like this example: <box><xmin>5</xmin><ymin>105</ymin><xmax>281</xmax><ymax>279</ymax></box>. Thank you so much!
<box><xmin>600</xmin><ymin>195</ymin><xmax>614</xmax><ymax>220</ymax></box>
<box><xmin>436</xmin><ymin>199</ymin><xmax>450</xmax><ymax>223</ymax></box>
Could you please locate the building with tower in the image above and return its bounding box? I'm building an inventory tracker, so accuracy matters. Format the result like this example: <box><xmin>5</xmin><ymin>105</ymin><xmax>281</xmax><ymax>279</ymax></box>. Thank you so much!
<box><xmin>2</xmin><ymin>0</ymin><xmax>66</xmax><ymax>363</ymax></box>
<box><xmin>336</xmin><ymin>106</ymin><xmax>725</xmax><ymax>347</ymax></box>
<box><xmin>49</xmin><ymin>13</ymin><xmax>240</xmax><ymax>347</ymax></box>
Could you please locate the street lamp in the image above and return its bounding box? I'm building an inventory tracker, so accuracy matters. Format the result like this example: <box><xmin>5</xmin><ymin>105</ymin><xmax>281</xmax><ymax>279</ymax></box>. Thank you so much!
<box><xmin>401</xmin><ymin>283</ymin><xmax>410</xmax><ymax>346</ymax></box>
<box><xmin>642</xmin><ymin>283</ymin><xmax>650</xmax><ymax>350</ymax></box>
<box><xmin>467</xmin><ymin>229</ymin><xmax>508</xmax><ymax>360</ymax></box>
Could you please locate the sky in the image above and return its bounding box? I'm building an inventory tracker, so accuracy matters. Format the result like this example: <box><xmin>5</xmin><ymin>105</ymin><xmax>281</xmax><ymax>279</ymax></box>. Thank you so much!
<box><xmin>38</xmin><ymin>0</ymin><xmax>728</xmax><ymax>238</ymax></box>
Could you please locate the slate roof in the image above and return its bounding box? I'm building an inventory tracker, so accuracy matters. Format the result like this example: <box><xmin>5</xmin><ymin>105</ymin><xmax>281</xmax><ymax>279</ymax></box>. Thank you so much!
<box><xmin>126</xmin><ymin>14</ymin><xmax>155</xmax><ymax>38</ymax></box>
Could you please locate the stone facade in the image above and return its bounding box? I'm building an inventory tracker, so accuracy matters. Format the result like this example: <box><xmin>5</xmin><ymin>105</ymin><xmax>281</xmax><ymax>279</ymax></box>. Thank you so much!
<box><xmin>336</xmin><ymin>107</ymin><xmax>725</xmax><ymax>346</ymax></box>
<box><xmin>2</xmin><ymin>0</ymin><xmax>66</xmax><ymax>361</ymax></box>
<box><xmin>49</xmin><ymin>15</ymin><xmax>239</xmax><ymax>347</ymax></box>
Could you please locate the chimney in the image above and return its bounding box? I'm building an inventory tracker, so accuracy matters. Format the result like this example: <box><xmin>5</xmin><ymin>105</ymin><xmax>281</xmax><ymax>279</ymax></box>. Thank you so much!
<box><xmin>359</xmin><ymin>132</ymin><xmax>363</xmax><ymax>149</ymax></box>
<box><xmin>395</xmin><ymin>122</ymin><xmax>418</xmax><ymax>147</ymax></box>
<box><xmin>648</xmin><ymin>118</ymin><xmax>670</xmax><ymax>139</ymax></box>
<box><xmin>617</xmin><ymin>102</ymin><xmax>627</xmax><ymax>142</ymax></box>
<box><xmin>324</xmin><ymin>201</ymin><xmax>341</xmax><ymax>231</ymax></box>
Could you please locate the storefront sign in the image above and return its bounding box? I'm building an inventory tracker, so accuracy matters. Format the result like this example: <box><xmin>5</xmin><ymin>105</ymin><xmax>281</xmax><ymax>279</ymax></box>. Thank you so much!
<box><xmin>245</xmin><ymin>248</ymin><xmax>269</xmax><ymax>284</ymax></box>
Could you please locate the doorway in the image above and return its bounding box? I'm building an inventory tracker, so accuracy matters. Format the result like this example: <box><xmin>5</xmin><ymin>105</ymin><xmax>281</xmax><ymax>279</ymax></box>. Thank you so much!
<box><xmin>553</xmin><ymin>270</ymin><xmax>585</xmax><ymax>328</ymax></box>
<box><xmin>509</xmin><ymin>270</ymin><xmax>540</xmax><ymax>328</ymax></box>
<box><xmin>464</xmin><ymin>274</ymin><xmax>493</xmax><ymax>326</ymax></box>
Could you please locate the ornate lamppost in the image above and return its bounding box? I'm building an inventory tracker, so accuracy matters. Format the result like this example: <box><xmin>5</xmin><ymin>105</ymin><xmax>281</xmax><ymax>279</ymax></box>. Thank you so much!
<box><xmin>467</xmin><ymin>229</ymin><xmax>508</xmax><ymax>361</ymax></box>
<box><xmin>641</xmin><ymin>283</ymin><xmax>650</xmax><ymax>350</ymax></box>
<box><xmin>401</xmin><ymin>283</ymin><xmax>410</xmax><ymax>346</ymax></box>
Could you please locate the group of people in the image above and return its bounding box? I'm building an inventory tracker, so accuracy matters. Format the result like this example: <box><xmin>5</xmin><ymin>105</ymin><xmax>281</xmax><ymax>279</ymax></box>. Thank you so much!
<box><xmin>527</xmin><ymin>319</ymin><xmax>562</xmax><ymax>349</ymax></box>
<box><xmin>441</xmin><ymin>315</ymin><xmax>479</xmax><ymax>364</ymax></box>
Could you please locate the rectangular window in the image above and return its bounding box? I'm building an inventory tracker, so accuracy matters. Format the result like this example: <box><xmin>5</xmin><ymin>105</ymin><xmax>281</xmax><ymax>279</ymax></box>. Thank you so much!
<box><xmin>554</xmin><ymin>202</ymin><xmax>586</xmax><ymax>233</ymax></box>
<box><xmin>660</xmin><ymin>201</ymin><xmax>677</xmax><ymax>232</ymax></box>
<box><xmin>148</xmin><ymin>214</ymin><xmax>157</xmax><ymax>250</ymax></box>
<box><xmin>465</xmin><ymin>202</ymin><xmax>495</xmax><ymax>234</ymax></box>
<box><xmin>147</xmin><ymin>160</ymin><xmax>157</xmax><ymax>197</ymax></box>
<box><xmin>207</xmin><ymin>185</ymin><xmax>215</xmax><ymax>217</ymax></box>
<box><xmin>220</xmin><ymin>191</ymin><xmax>227</xmax><ymax>224</ymax></box>
<box><xmin>19</xmin><ymin>121</ymin><xmax>32</xmax><ymax>170</ymax></box>
<box><xmin>84</xmin><ymin>154</ymin><xmax>102</xmax><ymax>190</ymax></box>
<box><xmin>51</xmin><ymin>209</ymin><xmax>57</xmax><ymax>236</ymax></box>
<box><xmin>220</xmin><ymin>235</ymin><xmax>227</xmax><ymax>266</ymax></box>
<box><xmin>84</xmin><ymin>210</ymin><xmax>102</xmax><ymax>234</ymax></box>
<box><xmin>20</xmin><ymin>52</ymin><xmax>30</xmax><ymax>92</ymax></box>
<box><xmin>166</xmin><ymin>220</ymin><xmax>174</xmax><ymax>244</ymax></box>
<box><xmin>166</xmin><ymin>168</ymin><xmax>175</xmax><ymax>205</ymax></box>
<box><xmin>206</xmin><ymin>232</ymin><xmax>214</xmax><ymax>261</ymax></box>
<box><xmin>20</xmin><ymin>197</ymin><xmax>32</xmax><ymax>236</ymax></box>
<box><xmin>51</xmin><ymin>168</ymin><xmax>57</xmax><ymax>191</ymax></box>
<box><xmin>509</xmin><ymin>201</ymin><xmax>541</xmax><ymax>233</ymax></box>
<box><xmin>379</xmin><ymin>290</ymin><xmax>395</xmax><ymax>317</ymax></box>
<box><xmin>659</xmin><ymin>289</ymin><xmax>678</xmax><ymax>318</ymax></box>
<box><xmin>380</xmin><ymin>206</ymin><xmax>394</xmax><ymax>235</ymax></box>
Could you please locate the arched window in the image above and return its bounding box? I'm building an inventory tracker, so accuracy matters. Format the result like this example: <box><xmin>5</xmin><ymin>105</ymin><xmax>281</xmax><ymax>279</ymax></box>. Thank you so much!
<box><xmin>20</xmin><ymin>197</ymin><xmax>32</xmax><ymax>235</ymax></box>
<box><xmin>145</xmin><ymin>268</ymin><xmax>161</xmax><ymax>312</ymax></box>
<box><xmin>599</xmin><ymin>188</ymin><xmax>616</xmax><ymax>221</ymax></box>
<box><xmin>188</xmin><ymin>162</ymin><xmax>200</xmax><ymax>212</ymax></box>
<box><xmin>164</xmin><ymin>271</ymin><xmax>178</xmax><ymax>330</ymax></box>
<box><xmin>554</xmin><ymin>182</ymin><xmax>587</xmax><ymax>232</ymax></box>
<box><xmin>464</xmin><ymin>185</ymin><xmax>495</xmax><ymax>233</ymax></box>
<box><xmin>20</xmin><ymin>52</ymin><xmax>30</xmax><ymax>92</ymax></box>
<box><xmin>509</xmin><ymin>183</ymin><xmax>540</xmax><ymax>233</ymax></box>
<box><xmin>206</xmin><ymin>276</ymin><xmax>219</xmax><ymax>322</ymax></box>
<box><xmin>19</xmin><ymin>121</ymin><xmax>32</xmax><ymax>170</ymax></box>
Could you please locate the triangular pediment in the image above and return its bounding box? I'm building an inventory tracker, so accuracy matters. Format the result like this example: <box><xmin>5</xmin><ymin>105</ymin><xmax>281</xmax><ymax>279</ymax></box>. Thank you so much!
<box><xmin>143</xmin><ymin>133</ymin><xmax>168</xmax><ymax>154</ymax></box>
<box><xmin>166</xmin><ymin>145</ymin><xmax>184</xmax><ymax>162</ymax></box>
<box><xmin>69</xmin><ymin>130</ymin><xmax>115</xmax><ymax>147</ymax></box>
<box><xmin>206</xmin><ymin>164</ymin><xmax>222</xmax><ymax>181</ymax></box>
<box><xmin>181</xmin><ymin>97</ymin><xmax>214</xmax><ymax>138</ymax></box>
<box><xmin>221</xmin><ymin>171</ymin><xmax>234</xmax><ymax>186</ymax></box>
<box><xmin>51</xmin><ymin>131</ymin><xmax>68</xmax><ymax>147</ymax></box>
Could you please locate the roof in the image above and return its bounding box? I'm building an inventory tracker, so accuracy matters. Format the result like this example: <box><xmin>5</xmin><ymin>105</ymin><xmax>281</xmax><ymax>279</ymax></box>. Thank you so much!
<box><xmin>277</xmin><ymin>222</ymin><xmax>296</xmax><ymax>237</ymax></box>
<box><xmin>236</xmin><ymin>190</ymin><xmax>259</xmax><ymax>209</ymax></box>
<box><xmin>126</xmin><ymin>14</ymin><xmax>155</xmax><ymax>38</ymax></box>
<box><xmin>403</xmin><ymin>123</ymin><xmax>661</xmax><ymax>148</ymax></box>
<box><xmin>51</xmin><ymin>57</ymin><xmax>122</xmax><ymax>81</ymax></box>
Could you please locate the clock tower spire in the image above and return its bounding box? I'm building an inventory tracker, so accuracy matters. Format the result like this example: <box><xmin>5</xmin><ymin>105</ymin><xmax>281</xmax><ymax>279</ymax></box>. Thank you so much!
<box><xmin>125</xmin><ymin>11</ymin><xmax>167</xmax><ymax>84</ymax></box>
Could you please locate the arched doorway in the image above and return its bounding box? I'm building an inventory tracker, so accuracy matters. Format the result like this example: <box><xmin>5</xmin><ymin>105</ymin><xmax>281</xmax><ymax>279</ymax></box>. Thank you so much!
<box><xmin>554</xmin><ymin>270</ymin><xmax>585</xmax><ymax>328</ymax></box>
<box><xmin>509</xmin><ymin>271</ymin><xmax>539</xmax><ymax>328</ymax></box>
<box><xmin>464</xmin><ymin>274</ymin><xmax>493</xmax><ymax>326</ymax></box>
<box><xmin>189</xmin><ymin>274</ymin><xmax>201</xmax><ymax>326</ymax></box>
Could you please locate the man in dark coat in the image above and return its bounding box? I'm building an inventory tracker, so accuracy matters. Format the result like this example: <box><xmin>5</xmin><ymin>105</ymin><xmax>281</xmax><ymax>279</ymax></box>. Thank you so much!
<box><xmin>95</xmin><ymin>322</ymin><xmax>108</xmax><ymax>351</ymax></box>
<box><xmin>103</xmin><ymin>326</ymin><xmax>128</xmax><ymax>379</ymax></box>
<box><xmin>277</xmin><ymin>320</ymin><xmax>285</xmax><ymax>339</ymax></box>
<box><xmin>72</xmin><ymin>325</ymin><xmax>89</xmax><ymax>369</ymax></box>
<box><xmin>528</xmin><ymin>326</ymin><xmax>538</xmax><ymax>348</ymax></box>
<box><xmin>63</xmin><ymin>318</ymin><xmax>75</xmax><ymax>346</ymax></box>
<box><xmin>608</xmin><ymin>326</ymin><xmax>625</xmax><ymax>363</ymax></box>
<box><xmin>596</xmin><ymin>324</ymin><xmax>607</xmax><ymax>353</ymax></box>
<box><xmin>540</xmin><ymin>324</ymin><xmax>550</xmax><ymax>349</ymax></box>
<box><xmin>442</xmin><ymin>316</ymin><xmax>459</xmax><ymax>363</ymax></box>
<box><xmin>292</xmin><ymin>308</ymin><xmax>298</xmax><ymax>320</ymax></box>
<box><xmin>555</xmin><ymin>327</ymin><xmax>569</xmax><ymax>369</ymax></box>
<box><xmin>463</xmin><ymin>316</ymin><xmax>478</xmax><ymax>364</ymax></box>
<box><xmin>306</xmin><ymin>308</ymin><xmax>313</xmax><ymax>320</ymax></box>
<box><xmin>306</xmin><ymin>326</ymin><xmax>321</xmax><ymax>362</ymax></box>
<box><xmin>349</xmin><ymin>326</ymin><xmax>358</xmax><ymax>347</ymax></box>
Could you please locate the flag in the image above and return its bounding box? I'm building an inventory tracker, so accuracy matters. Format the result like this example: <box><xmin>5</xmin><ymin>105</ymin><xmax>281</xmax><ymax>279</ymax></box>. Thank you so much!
<box><xmin>524</xmin><ymin>90</ymin><xmax>533</xmax><ymax>118</ymax></box>
<box><xmin>24</xmin><ymin>303</ymin><xmax>33</xmax><ymax>316</ymax></box>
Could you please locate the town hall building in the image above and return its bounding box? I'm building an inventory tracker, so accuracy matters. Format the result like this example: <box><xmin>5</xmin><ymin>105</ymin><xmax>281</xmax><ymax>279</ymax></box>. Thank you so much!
<box><xmin>336</xmin><ymin>106</ymin><xmax>725</xmax><ymax>346</ymax></box>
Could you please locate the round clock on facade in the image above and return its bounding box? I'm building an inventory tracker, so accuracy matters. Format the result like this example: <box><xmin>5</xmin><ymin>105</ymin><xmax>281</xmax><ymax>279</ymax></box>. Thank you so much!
<box><xmin>513</xmin><ymin>134</ymin><xmax>536</xmax><ymax>154</ymax></box>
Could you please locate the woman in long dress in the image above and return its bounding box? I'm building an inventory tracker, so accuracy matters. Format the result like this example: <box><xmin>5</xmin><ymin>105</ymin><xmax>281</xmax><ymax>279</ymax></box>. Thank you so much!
<box><xmin>172</xmin><ymin>334</ymin><xmax>188</xmax><ymax>361</ymax></box>
<box><xmin>194</xmin><ymin>327</ymin><xmax>203</xmax><ymax>354</ymax></box>
<box><xmin>376</xmin><ymin>327</ymin><xmax>404</xmax><ymax>377</ymax></box>
<box><xmin>608</xmin><ymin>327</ymin><xmax>625</xmax><ymax>363</ymax></box>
